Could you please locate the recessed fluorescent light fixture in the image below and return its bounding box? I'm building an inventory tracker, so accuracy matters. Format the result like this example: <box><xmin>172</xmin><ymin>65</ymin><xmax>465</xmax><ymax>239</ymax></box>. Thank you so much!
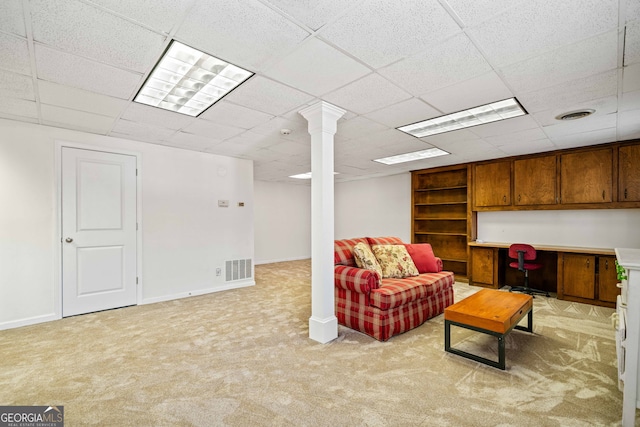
<box><xmin>397</xmin><ymin>98</ymin><xmax>527</xmax><ymax>138</ymax></box>
<box><xmin>289</xmin><ymin>172</ymin><xmax>339</xmax><ymax>179</ymax></box>
<box><xmin>373</xmin><ymin>147</ymin><xmax>449</xmax><ymax>165</ymax></box>
<box><xmin>134</xmin><ymin>40</ymin><xmax>253</xmax><ymax>117</ymax></box>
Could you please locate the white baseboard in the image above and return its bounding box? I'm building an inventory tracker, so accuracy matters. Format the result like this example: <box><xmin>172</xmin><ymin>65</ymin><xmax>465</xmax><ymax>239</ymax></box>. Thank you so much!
<box><xmin>255</xmin><ymin>256</ymin><xmax>310</xmax><ymax>265</ymax></box>
<box><xmin>0</xmin><ymin>313</ymin><xmax>60</xmax><ymax>331</ymax></box>
<box><xmin>141</xmin><ymin>280</ymin><xmax>256</xmax><ymax>305</ymax></box>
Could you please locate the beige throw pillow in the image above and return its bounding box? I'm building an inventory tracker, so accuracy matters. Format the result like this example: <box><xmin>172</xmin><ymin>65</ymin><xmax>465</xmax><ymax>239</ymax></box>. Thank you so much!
<box><xmin>353</xmin><ymin>242</ymin><xmax>383</xmax><ymax>279</ymax></box>
<box><xmin>371</xmin><ymin>244</ymin><xmax>419</xmax><ymax>279</ymax></box>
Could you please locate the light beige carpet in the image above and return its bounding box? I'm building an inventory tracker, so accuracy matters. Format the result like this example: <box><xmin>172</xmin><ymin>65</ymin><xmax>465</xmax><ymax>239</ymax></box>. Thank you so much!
<box><xmin>0</xmin><ymin>259</ymin><xmax>626</xmax><ymax>426</ymax></box>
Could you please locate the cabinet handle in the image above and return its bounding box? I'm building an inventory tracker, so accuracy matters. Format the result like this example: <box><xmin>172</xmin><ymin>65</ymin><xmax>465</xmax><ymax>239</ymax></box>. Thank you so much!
<box><xmin>587</xmin><ymin>259</ymin><xmax>590</xmax><ymax>268</ymax></box>
<box><xmin>625</xmin><ymin>188</ymin><xmax>628</xmax><ymax>199</ymax></box>
<box><xmin>503</xmin><ymin>195</ymin><xmax>506</xmax><ymax>203</ymax></box>
<box><xmin>518</xmin><ymin>194</ymin><xmax>521</xmax><ymax>202</ymax></box>
<box><xmin>602</xmin><ymin>190</ymin><xmax>605</xmax><ymax>200</ymax></box>
<box><xmin>605</xmin><ymin>259</ymin><xmax>609</xmax><ymax>270</ymax></box>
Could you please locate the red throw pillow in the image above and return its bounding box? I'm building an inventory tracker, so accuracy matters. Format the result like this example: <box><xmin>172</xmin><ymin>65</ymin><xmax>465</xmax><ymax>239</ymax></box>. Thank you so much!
<box><xmin>404</xmin><ymin>243</ymin><xmax>439</xmax><ymax>273</ymax></box>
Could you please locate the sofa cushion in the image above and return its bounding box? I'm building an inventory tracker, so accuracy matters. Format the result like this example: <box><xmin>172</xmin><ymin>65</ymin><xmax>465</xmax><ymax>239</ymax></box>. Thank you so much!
<box><xmin>353</xmin><ymin>242</ymin><xmax>383</xmax><ymax>279</ymax></box>
<box><xmin>405</xmin><ymin>243</ymin><xmax>440</xmax><ymax>273</ymax></box>
<box><xmin>334</xmin><ymin>238</ymin><xmax>369</xmax><ymax>266</ymax></box>
<box><xmin>366</xmin><ymin>236</ymin><xmax>404</xmax><ymax>246</ymax></box>
<box><xmin>370</xmin><ymin>271</ymin><xmax>455</xmax><ymax>310</ymax></box>
<box><xmin>371</xmin><ymin>244</ymin><xmax>419</xmax><ymax>278</ymax></box>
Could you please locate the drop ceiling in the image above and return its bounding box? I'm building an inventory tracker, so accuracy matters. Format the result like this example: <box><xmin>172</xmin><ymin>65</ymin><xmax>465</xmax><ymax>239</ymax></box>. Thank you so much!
<box><xmin>0</xmin><ymin>0</ymin><xmax>639</xmax><ymax>184</ymax></box>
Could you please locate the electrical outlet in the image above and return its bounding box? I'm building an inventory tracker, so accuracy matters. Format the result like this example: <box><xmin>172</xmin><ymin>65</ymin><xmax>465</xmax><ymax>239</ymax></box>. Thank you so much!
<box><xmin>216</xmin><ymin>268</ymin><xmax>221</xmax><ymax>276</ymax></box>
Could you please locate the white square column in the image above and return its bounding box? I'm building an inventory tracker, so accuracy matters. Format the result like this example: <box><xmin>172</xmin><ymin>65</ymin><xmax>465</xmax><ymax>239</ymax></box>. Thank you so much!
<box><xmin>299</xmin><ymin>101</ymin><xmax>346</xmax><ymax>343</ymax></box>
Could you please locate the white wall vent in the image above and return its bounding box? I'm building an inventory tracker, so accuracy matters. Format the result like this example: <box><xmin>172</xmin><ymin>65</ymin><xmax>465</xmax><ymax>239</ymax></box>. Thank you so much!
<box><xmin>225</xmin><ymin>259</ymin><xmax>252</xmax><ymax>281</ymax></box>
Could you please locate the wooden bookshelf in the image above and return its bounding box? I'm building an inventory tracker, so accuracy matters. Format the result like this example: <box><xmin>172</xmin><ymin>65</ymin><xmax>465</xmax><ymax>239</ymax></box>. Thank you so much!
<box><xmin>411</xmin><ymin>165</ymin><xmax>471</xmax><ymax>278</ymax></box>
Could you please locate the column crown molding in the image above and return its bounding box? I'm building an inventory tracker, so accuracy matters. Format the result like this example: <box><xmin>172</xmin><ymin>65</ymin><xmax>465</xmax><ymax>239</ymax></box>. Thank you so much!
<box><xmin>299</xmin><ymin>101</ymin><xmax>346</xmax><ymax>134</ymax></box>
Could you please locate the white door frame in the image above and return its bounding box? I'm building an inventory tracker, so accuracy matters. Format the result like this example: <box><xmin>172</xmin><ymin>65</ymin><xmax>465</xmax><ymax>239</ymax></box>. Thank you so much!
<box><xmin>54</xmin><ymin>140</ymin><xmax>143</xmax><ymax>319</ymax></box>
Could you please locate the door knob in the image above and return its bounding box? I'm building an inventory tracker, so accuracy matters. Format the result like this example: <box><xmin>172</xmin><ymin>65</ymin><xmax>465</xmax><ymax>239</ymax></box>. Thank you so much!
<box><xmin>65</xmin><ymin>238</ymin><xmax>73</xmax><ymax>243</ymax></box>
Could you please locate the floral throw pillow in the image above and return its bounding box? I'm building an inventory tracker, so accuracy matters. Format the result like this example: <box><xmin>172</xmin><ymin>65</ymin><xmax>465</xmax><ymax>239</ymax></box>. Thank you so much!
<box><xmin>353</xmin><ymin>242</ymin><xmax>383</xmax><ymax>279</ymax></box>
<box><xmin>371</xmin><ymin>245</ymin><xmax>419</xmax><ymax>279</ymax></box>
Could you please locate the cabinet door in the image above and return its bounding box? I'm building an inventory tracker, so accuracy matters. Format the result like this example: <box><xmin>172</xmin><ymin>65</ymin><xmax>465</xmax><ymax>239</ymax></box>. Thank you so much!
<box><xmin>474</xmin><ymin>161</ymin><xmax>511</xmax><ymax>207</ymax></box>
<box><xmin>561</xmin><ymin>254</ymin><xmax>596</xmax><ymax>299</ymax></box>
<box><xmin>599</xmin><ymin>256</ymin><xmax>621</xmax><ymax>303</ymax></box>
<box><xmin>560</xmin><ymin>149</ymin><xmax>612</xmax><ymax>204</ymax></box>
<box><xmin>619</xmin><ymin>144</ymin><xmax>640</xmax><ymax>202</ymax></box>
<box><xmin>471</xmin><ymin>247</ymin><xmax>495</xmax><ymax>287</ymax></box>
<box><xmin>514</xmin><ymin>155</ymin><xmax>557</xmax><ymax>205</ymax></box>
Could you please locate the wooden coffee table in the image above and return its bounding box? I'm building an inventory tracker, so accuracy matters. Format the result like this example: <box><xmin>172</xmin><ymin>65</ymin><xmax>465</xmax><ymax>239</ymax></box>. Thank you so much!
<box><xmin>444</xmin><ymin>289</ymin><xmax>533</xmax><ymax>370</ymax></box>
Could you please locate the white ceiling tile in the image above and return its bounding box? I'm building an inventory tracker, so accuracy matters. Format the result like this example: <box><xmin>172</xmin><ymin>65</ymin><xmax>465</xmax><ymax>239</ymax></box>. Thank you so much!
<box><xmin>0</xmin><ymin>69</ymin><xmax>34</xmax><ymax>100</ymax></box>
<box><xmin>111</xmin><ymin>119</ymin><xmax>176</xmax><ymax>141</ymax></box>
<box><xmin>35</xmin><ymin>45</ymin><xmax>142</xmax><ymax>99</ymax></box>
<box><xmin>121</xmin><ymin>103</ymin><xmax>195</xmax><ymax>130</ymax></box>
<box><xmin>624</xmin><ymin>63</ymin><xmax>640</xmax><ymax>92</ymax></box>
<box><xmin>199</xmin><ymin>101</ymin><xmax>274</xmax><ymax>129</ymax></box>
<box><xmin>0</xmin><ymin>97</ymin><xmax>37</xmax><ymax>119</ymax></box>
<box><xmin>421</xmin><ymin>71</ymin><xmax>513</xmax><ymax>114</ymax></box>
<box><xmin>627</xmin><ymin>0</ymin><xmax>640</xmax><ymax>23</ymax></box>
<box><xmin>181</xmin><ymin>119</ymin><xmax>245</xmax><ymax>140</ymax></box>
<box><xmin>532</xmin><ymin>96</ymin><xmax>618</xmax><ymax>127</ymax></box>
<box><xmin>268</xmin><ymin>140</ymin><xmax>309</xmax><ymax>155</ymax></box>
<box><xmin>518</xmin><ymin>70</ymin><xmax>618</xmax><ymax>113</ymax></box>
<box><xmin>625</xmin><ymin>21</ymin><xmax>640</xmax><ymax>66</ymax></box>
<box><xmin>176</xmin><ymin>0</ymin><xmax>310</xmax><ymax>71</ymax></box>
<box><xmin>621</xmin><ymin>89</ymin><xmax>640</xmax><ymax>111</ymax></box>
<box><xmin>468</xmin><ymin>0</ymin><xmax>618</xmax><ymax>67</ymax></box>
<box><xmin>0</xmin><ymin>0</ymin><xmax>26</xmax><ymax>37</ymax></box>
<box><xmin>38</xmin><ymin>80</ymin><xmax>126</xmax><ymax>117</ymax></box>
<box><xmin>443</xmin><ymin>0</ymin><xmax>527</xmax><ymax>27</ymax></box>
<box><xmin>437</xmin><ymin>138</ymin><xmax>503</xmax><ymax>158</ymax></box>
<box><xmin>421</xmin><ymin>129</ymin><xmax>481</xmax><ymax>145</ymax></box>
<box><xmin>263</xmin><ymin>38</ymin><xmax>371</xmax><ymax>96</ymax></box>
<box><xmin>484</xmin><ymin>127</ymin><xmax>548</xmax><ymax>147</ymax></box>
<box><xmin>618</xmin><ymin>109</ymin><xmax>640</xmax><ymax>139</ymax></box>
<box><xmin>364</xmin><ymin>98</ymin><xmax>441</xmax><ymax>128</ymax></box>
<box><xmin>225</xmin><ymin>76</ymin><xmax>315</xmax><ymax>116</ymax></box>
<box><xmin>335</xmin><ymin>116</ymin><xmax>389</xmax><ymax>140</ymax></box>
<box><xmin>543</xmin><ymin>113</ymin><xmax>618</xmax><ymax>139</ymax></box>
<box><xmin>379</xmin><ymin>33</ymin><xmax>491</xmax><ymax>95</ymax></box>
<box><xmin>319</xmin><ymin>0</ymin><xmax>460</xmax><ymax>69</ymax></box>
<box><xmin>263</xmin><ymin>0</ymin><xmax>353</xmax><ymax>31</ymax></box>
<box><xmin>30</xmin><ymin>0</ymin><xmax>166</xmax><ymax>73</ymax></box>
<box><xmin>40</xmin><ymin>104</ymin><xmax>115</xmax><ymax>133</ymax></box>
<box><xmin>86</xmin><ymin>0</ymin><xmax>193</xmax><ymax>33</ymax></box>
<box><xmin>551</xmin><ymin>127</ymin><xmax>617</xmax><ymax>149</ymax></box>
<box><xmin>499</xmin><ymin>30</ymin><xmax>618</xmax><ymax>93</ymax></box>
<box><xmin>469</xmin><ymin>115</ymin><xmax>539</xmax><ymax>138</ymax></box>
<box><xmin>496</xmin><ymin>138</ymin><xmax>555</xmax><ymax>156</ymax></box>
<box><xmin>0</xmin><ymin>33</ymin><xmax>31</xmax><ymax>75</ymax></box>
<box><xmin>167</xmin><ymin>131</ymin><xmax>223</xmax><ymax>150</ymax></box>
<box><xmin>323</xmin><ymin>74</ymin><xmax>411</xmax><ymax>115</ymax></box>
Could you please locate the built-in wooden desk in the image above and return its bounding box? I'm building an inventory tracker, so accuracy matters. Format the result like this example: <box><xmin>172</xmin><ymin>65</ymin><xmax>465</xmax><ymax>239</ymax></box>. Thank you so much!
<box><xmin>468</xmin><ymin>241</ymin><xmax>619</xmax><ymax>307</ymax></box>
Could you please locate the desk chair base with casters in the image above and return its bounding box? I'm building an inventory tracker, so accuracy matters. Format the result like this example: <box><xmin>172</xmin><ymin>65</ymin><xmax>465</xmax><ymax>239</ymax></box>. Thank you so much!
<box><xmin>508</xmin><ymin>243</ymin><xmax>550</xmax><ymax>298</ymax></box>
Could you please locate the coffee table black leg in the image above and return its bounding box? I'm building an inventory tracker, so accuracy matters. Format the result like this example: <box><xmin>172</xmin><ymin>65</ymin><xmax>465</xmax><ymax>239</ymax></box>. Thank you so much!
<box><xmin>515</xmin><ymin>309</ymin><xmax>533</xmax><ymax>333</ymax></box>
<box><xmin>498</xmin><ymin>335</ymin><xmax>505</xmax><ymax>370</ymax></box>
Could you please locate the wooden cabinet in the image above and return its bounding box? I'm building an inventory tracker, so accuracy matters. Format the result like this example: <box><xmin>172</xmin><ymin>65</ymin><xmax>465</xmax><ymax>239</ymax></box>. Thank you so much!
<box><xmin>473</xmin><ymin>161</ymin><xmax>511</xmax><ymax>208</ymax></box>
<box><xmin>514</xmin><ymin>155</ymin><xmax>557</xmax><ymax>205</ymax></box>
<box><xmin>560</xmin><ymin>148</ymin><xmax>613</xmax><ymax>204</ymax></box>
<box><xmin>470</xmin><ymin>247</ymin><xmax>498</xmax><ymax>288</ymax></box>
<box><xmin>558</xmin><ymin>253</ymin><xmax>619</xmax><ymax>306</ymax></box>
<box><xmin>619</xmin><ymin>143</ymin><xmax>640</xmax><ymax>202</ymax></box>
<box><xmin>412</xmin><ymin>165</ymin><xmax>470</xmax><ymax>277</ymax></box>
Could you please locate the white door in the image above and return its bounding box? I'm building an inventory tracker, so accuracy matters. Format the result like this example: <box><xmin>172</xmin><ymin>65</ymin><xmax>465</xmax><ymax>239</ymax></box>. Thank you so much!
<box><xmin>62</xmin><ymin>147</ymin><xmax>137</xmax><ymax>317</ymax></box>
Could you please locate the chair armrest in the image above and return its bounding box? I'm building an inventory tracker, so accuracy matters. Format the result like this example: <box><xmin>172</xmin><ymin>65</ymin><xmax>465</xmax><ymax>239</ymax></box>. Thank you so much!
<box><xmin>435</xmin><ymin>257</ymin><xmax>444</xmax><ymax>272</ymax></box>
<box><xmin>334</xmin><ymin>265</ymin><xmax>380</xmax><ymax>294</ymax></box>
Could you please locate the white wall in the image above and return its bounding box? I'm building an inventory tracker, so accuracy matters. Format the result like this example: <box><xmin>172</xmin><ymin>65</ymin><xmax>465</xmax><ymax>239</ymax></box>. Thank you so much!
<box><xmin>0</xmin><ymin>119</ymin><xmax>254</xmax><ymax>329</ymax></box>
<box><xmin>335</xmin><ymin>173</ymin><xmax>411</xmax><ymax>241</ymax></box>
<box><xmin>477</xmin><ymin>209</ymin><xmax>640</xmax><ymax>249</ymax></box>
<box><xmin>254</xmin><ymin>180</ymin><xmax>311</xmax><ymax>264</ymax></box>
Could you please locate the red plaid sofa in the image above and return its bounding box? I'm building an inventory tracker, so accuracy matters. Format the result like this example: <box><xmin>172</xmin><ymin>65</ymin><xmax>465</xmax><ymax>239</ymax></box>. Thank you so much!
<box><xmin>334</xmin><ymin>236</ymin><xmax>455</xmax><ymax>341</ymax></box>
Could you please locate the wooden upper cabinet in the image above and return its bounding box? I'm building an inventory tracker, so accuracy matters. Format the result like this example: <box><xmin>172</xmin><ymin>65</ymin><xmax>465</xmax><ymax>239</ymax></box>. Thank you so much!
<box><xmin>619</xmin><ymin>144</ymin><xmax>640</xmax><ymax>202</ymax></box>
<box><xmin>514</xmin><ymin>155</ymin><xmax>557</xmax><ymax>205</ymax></box>
<box><xmin>474</xmin><ymin>161</ymin><xmax>511</xmax><ymax>208</ymax></box>
<box><xmin>560</xmin><ymin>148</ymin><xmax>613</xmax><ymax>204</ymax></box>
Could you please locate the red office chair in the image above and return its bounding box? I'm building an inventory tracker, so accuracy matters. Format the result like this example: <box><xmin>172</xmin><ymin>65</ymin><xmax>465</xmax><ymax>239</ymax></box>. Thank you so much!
<box><xmin>508</xmin><ymin>243</ymin><xmax>549</xmax><ymax>297</ymax></box>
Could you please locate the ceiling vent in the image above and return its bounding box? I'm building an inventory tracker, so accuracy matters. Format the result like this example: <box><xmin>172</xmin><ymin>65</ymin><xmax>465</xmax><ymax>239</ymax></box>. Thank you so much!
<box><xmin>555</xmin><ymin>109</ymin><xmax>595</xmax><ymax>121</ymax></box>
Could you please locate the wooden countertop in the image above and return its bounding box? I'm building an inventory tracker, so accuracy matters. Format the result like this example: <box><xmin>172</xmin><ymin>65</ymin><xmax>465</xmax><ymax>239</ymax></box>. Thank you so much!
<box><xmin>469</xmin><ymin>241</ymin><xmax>616</xmax><ymax>256</ymax></box>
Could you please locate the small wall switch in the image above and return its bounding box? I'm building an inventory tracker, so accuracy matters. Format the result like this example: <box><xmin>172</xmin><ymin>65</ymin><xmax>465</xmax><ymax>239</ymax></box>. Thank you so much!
<box><xmin>216</xmin><ymin>268</ymin><xmax>221</xmax><ymax>276</ymax></box>
<box><xmin>238</xmin><ymin>202</ymin><xmax>244</xmax><ymax>207</ymax></box>
<box><xmin>218</xmin><ymin>200</ymin><xmax>229</xmax><ymax>208</ymax></box>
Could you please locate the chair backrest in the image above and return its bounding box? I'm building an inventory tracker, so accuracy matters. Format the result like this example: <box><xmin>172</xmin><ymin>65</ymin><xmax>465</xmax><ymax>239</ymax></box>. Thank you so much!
<box><xmin>508</xmin><ymin>243</ymin><xmax>537</xmax><ymax>261</ymax></box>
